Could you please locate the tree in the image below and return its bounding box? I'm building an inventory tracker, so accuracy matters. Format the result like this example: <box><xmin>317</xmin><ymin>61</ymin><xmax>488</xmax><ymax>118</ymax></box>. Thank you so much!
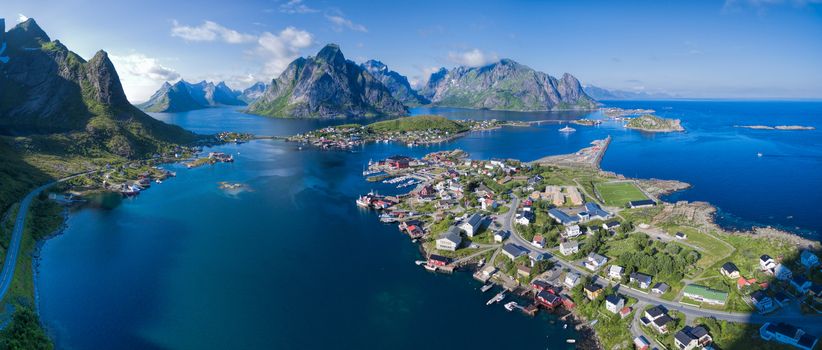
<box><xmin>0</xmin><ymin>308</ymin><xmax>52</xmax><ymax>350</ymax></box>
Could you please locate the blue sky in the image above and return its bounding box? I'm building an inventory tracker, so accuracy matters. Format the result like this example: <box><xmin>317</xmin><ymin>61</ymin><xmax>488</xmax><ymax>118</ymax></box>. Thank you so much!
<box><xmin>3</xmin><ymin>0</ymin><xmax>822</xmax><ymax>101</ymax></box>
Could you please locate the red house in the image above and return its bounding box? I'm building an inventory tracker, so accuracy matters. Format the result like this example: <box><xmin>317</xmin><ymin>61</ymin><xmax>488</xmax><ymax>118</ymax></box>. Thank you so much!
<box><xmin>536</xmin><ymin>290</ymin><xmax>562</xmax><ymax>308</ymax></box>
<box><xmin>419</xmin><ymin>185</ymin><xmax>435</xmax><ymax>197</ymax></box>
<box><xmin>531</xmin><ymin>280</ymin><xmax>553</xmax><ymax>292</ymax></box>
<box><xmin>561</xmin><ymin>295</ymin><xmax>576</xmax><ymax>309</ymax></box>
<box><xmin>428</xmin><ymin>254</ymin><xmax>448</xmax><ymax>267</ymax></box>
<box><xmin>386</xmin><ymin>155</ymin><xmax>412</xmax><ymax>169</ymax></box>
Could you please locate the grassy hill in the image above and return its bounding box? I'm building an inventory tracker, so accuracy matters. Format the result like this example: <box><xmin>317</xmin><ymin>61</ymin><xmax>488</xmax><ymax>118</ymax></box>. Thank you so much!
<box><xmin>366</xmin><ymin>115</ymin><xmax>468</xmax><ymax>133</ymax></box>
<box><xmin>626</xmin><ymin>114</ymin><xmax>684</xmax><ymax>132</ymax></box>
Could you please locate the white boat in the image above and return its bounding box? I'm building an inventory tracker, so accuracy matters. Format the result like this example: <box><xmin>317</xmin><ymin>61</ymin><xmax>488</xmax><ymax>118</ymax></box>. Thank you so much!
<box><xmin>424</xmin><ymin>264</ymin><xmax>437</xmax><ymax>272</ymax></box>
<box><xmin>155</xmin><ymin>179</ymin><xmax>163</xmax><ymax>184</ymax></box>
<box><xmin>559</xmin><ymin>126</ymin><xmax>576</xmax><ymax>133</ymax></box>
<box><xmin>355</xmin><ymin>196</ymin><xmax>371</xmax><ymax>208</ymax></box>
<box><xmin>487</xmin><ymin>291</ymin><xmax>506</xmax><ymax>305</ymax></box>
<box><xmin>480</xmin><ymin>284</ymin><xmax>494</xmax><ymax>293</ymax></box>
<box><xmin>757</xmin><ymin>152</ymin><xmax>763</xmax><ymax>157</ymax></box>
<box><xmin>566</xmin><ymin>339</ymin><xmax>576</xmax><ymax>344</ymax></box>
<box><xmin>414</xmin><ymin>260</ymin><xmax>427</xmax><ymax>266</ymax></box>
<box><xmin>504</xmin><ymin>301</ymin><xmax>518</xmax><ymax>311</ymax></box>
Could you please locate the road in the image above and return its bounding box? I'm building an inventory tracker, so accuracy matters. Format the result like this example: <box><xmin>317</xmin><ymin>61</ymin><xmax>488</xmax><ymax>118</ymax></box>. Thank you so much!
<box><xmin>0</xmin><ymin>171</ymin><xmax>95</xmax><ymax>303</ymax></box>
<box><xmin>501</xmin><ymin>195</ymin><xmax>822</xmax><ymax>334</ymax></box>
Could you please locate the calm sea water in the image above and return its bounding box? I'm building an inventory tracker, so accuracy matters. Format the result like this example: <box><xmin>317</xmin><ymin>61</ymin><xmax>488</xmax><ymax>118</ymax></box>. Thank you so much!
<box><xmin>37</xmin><ymin>101</ymin><xmax>821</xmax><ymax>349</ymax></box>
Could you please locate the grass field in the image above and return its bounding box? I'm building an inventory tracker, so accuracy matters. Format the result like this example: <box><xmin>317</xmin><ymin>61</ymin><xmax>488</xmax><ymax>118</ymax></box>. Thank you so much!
<box><xmin>595</xmin><ymin>181</ymin><xmax>649</xmax><ymax>207</ymax></box>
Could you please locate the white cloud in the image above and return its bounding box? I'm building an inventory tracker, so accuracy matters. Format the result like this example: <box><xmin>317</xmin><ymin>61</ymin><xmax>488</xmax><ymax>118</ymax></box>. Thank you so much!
<box><xmin>171</xmin><ymin>20</ymin><xmax>256</xmax><ymax>44</ymax></box>
<box><xmin>17</xmin><ymin>14</ymin><xmax>28</xmax><ymax>23</ymax></box>
<box><xmin>280</xmin><ymin>0</ymin><xmax>319</xmax><ymax>14</ymax></box>
<box><xmin>255</xmin><ymin>27</ymin><xmax>314</xmax><ymax>78</ymax></box>
<box><xmin>410</xmin><ymin>66</ymin><xmax>442</xmax><ymax>88</ymax></box>
<box><xmin>447</xmin><ymin>49</ymin><xmax>497</xmax><ymax>67</ymax></box>
<box><xmin>109</xmin><ymin>53</ymin><xmax>181</xmax><ymax>102</ymax></box>
<box><xmin>325</xmin><ymin>14</ymin><xmax>368</xmax><ymax>32</ymax></box>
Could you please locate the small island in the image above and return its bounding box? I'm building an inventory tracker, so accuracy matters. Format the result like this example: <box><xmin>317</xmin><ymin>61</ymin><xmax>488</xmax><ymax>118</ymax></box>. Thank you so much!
<box><xmin>625</xmin><ymin>114</ymin><xmax>685</xmax><ymax>132</ymax></box>
<box><xmin>601</xmin><ymin>107</ymin><xmax>656</xmax><ymax>119</ymax></box>
<box><xmin>288</xmin><ymin>115</ymin><xmax>502</xmax><ymax>149</ymax></box>
<box><xmin>734</xmin><ymin>125</ymin><xmax>815</xmax><ymax>131</ymax></box>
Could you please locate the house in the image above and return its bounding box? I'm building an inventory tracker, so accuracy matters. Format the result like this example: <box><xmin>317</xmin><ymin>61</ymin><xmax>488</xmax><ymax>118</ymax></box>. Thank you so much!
<box><xmin>619</xmin><ymin>306</ymin><xmax>632</xmax><ymax>319</ymax></box>
<box><xmin>459</xmin><ymin>213</ymin><xmax>484</xmax><ymax>237</ymax></box>
<box><xmin>517</xmin><ymin>265</ymin><xmax>532</xmax><ymax>278</ymax></box>
<box><xmin>605</xmin><ymin>295</ymin><xmax>625</xmax><ymax>314</ymax></box>
<box><xmin>493</xmin><ymin>230</ymin><xmax>509</xmax><ymax>243</ymax></box>
<box><xmin>630</xmin><ymin>272</ymin><xmax>653</xmax><ymax>289</ymax></box>
<box><xmin>790</xmin><ymin>275</ymin><xmax>812</xmax><ymax>294</ymax></box>
<box><xmin>774</xmin><ymin>264</ymin><xmax>793</xmax><ymax>281</ymax></box>
<box><xmin>577</xmin><ymin>211</ymin><xmax>590</xmax><ymax>221</ymax></box>
<box><xmin>480</xmin><ymin>197</ymin><xmax>497</xmax><ymax>211</ymax></box>
<box><xmin>603</xmin><ymin>221</ymin><xmax>621</xmax><ymax>230</ymax></box>
<box><xmin>674</xmin><ymin>329</ymin><xmax>699</xmax><ymax>350</ymax></box>
<box><xmin>548</xmin><ymin>208</ymin><xmax>579</xmax><ymax>226</ymax></box>
<box><xmin>750</xmin><ymin>290</ymin><xmax>775</xmax><ymax>313</ymax></box>
<box><xmin>436</xmin><ymin>227</ymin><xmax>462</xmax><ymax>251</ymax></box>
<box><xmin>529</xmin><ymin>251</ymin><xmax>548</xmax><ymax>264</ymax></box>
<box><xmin>428</xmin><ymin>254</ymin><xmax>449</xmax><ymax>267</ymax></box>
<box><xmin>502</xmin><ymin>243</ymin><xmax>528</xmax><ymax>260</ymax></box>
<box><xmin>652</xmin><ymin>283</ymin><xmax>670</xmax><ymax>295</ymax></box>
<box><xmin>633</xmin><ymin>336</ymin><xmax>651</xmax><ymax>350</ymax></box>
<box><xmin>585</xmin><ymin>253</ymin><xmax>608</xmax><ymax>271</ymax></box>
<box><xmin>760</xmin><ymin>255</ymin><xmax>777</xmax><ymax>270</ymax></box>
<box><xmin>531</xmin><ymin>235</ymin><xmax>546</xmax><ymax>249</ymax></box>
<box><xmin>386</xmin><ymin>155</ymin><xmax>412</xmax><ymax>169</ymax></box>
<box><xmin>675</xmin><ymin>232</ymin><xmax>687</xmax><ymax>240</ymax></box>
<box><xmin>531</xmin><ymin>279</ymin><xmax>552</xmax><ymax>292</ymax></box>
<box><xmin>720</xmin><ymin>262</ymin><xmax>741</xmax><ymax>278</ymax></box>
<box><xmin>683</xmin><ymin>284</ymin><xmax>728</xmax><ymax>305</ymax></box>
<box><xmin>801</xmin><ymin>250</ymin><xmax>819</xmax><ymax>269</ymax></box>
<box><xmin>682</xmin><ymin>325</ymin><xmax>713</xmax><ymax>347</ymax></box>
<box><xmin>418</xmin><ymin>185</ymin><xmax>435</xmax><ymax>198</ymax></box>
<box><xmin>643</xmin><ymin>307</ymin><xmax>673</xmax><ymax>334</ymax></box>
<box><xmin>559</xmin><ymin>240</ymin><xmax>579</xmax><ymax>256</ymax></box>
<box><xmin>609</xmin><ymin>265</ymin><xmax>625</xmax><ymax>280</ymax></box>
<box><xmin>584</xmin><ymin>202</ymin><xmax>612</xmax><ymax>220</ymax></box>
<box><xmin>584</xmin><ymin>284</ymin><xmax>603</xmax><ymax>300</ymax></box>
<box><xmin>628</xmin><ymin>199</ymin><xmax>656</xmax><ymax>208</ymax></box>
<box><xmin>564</xmin><ymin>273</ymin><xmax>580</xmax><ymax>288</ymax></box>
<box><xmin>536</xmin><ymin>290</ymin><xmax>562</xmax><ymax>308</ymax></box>
<box><xmin>760</xmin><ymin>323</ymin><xmax>818</xmax><ymax>350</ymax></box>
<box><xmin>563</xmin><ymin>224</ymin><xmax>583</xmax><ymax>238</ymax></box>
<box><xmin>515</xmin><ymin>210</ymin><xmax>535</xmax><ymax>225</ymax></box>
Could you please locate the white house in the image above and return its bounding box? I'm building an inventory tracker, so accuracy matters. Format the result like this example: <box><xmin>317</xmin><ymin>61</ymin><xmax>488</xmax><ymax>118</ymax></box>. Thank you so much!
<box><xmin>760</xmin><ymin>255</ymin><xmax>777</xmax><ymax>271</ymax></box>
<box><xmin>459</xmin><ymin>213</ymin><xmax>484</xmax><ymax>237</ymax></box>
<box><xmin>774</xmin><ymin>264</ymin><xmax>792</xmax><ymax>281</ymax></box>
<box><xmin>559</xmin><ymin>241</ymin><xmax>579</xmax><ymax>256</ymax></box>
<box><xmin>480</xmin><ymin>198</ymin><xmax>497</xmax><ymax>211</ymax></box>
<box><xmin>609</xmin><ymin>265</ymin><xmax>625</xmax><ymax>280</ymax></box>
<box><xmin>493</xmin><ymin>230</ymin><xmax>508</xmax><ymax>243</ymax></box>
<box><xmin>584</xmin><ymin>253</ymin><xmax>608</xmax><ymax>271</ymax></box>
<box><xmin>605</xmin><ymin>295</ymin><xmax>625</xmax><ymax>314</ymax></box>
<box><xmin>801</xmin><ymin>250</ymin><xmax>819</xmax><ymax>269</ymax></box>
<box><xmin>564</xmin><ymin>272</ymin><xmax>580</xmax><ymax>288</ymax></box>
<box><xmin>436</xmin><ymin>227</ymin><xmax>462</xmax><ymax>251</ymax></box>
<box><xmin>563</xmin><ymin>225</ymin><xmax>583</xmax><ymax>238</ymax></box>
<box><xmin>531</xmin><ymin>235</ymin><xmax>546</xmax><ymax>249</ymax></box>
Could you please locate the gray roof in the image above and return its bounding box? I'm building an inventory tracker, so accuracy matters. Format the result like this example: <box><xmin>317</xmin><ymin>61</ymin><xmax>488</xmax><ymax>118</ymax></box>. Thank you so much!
<box><xmin>502</xmin><ymin>243</ymin><xmax>527</xmax><ymax>257</ymax></box>
<box><xmin>441</xmin><ymin>226</ymin><xmax>462</xmax><ymax>243</ymax></box>
<box><xmin>605</xmin><ymin>295</ymin><xmax>623</xmax><ymax>305</ymax></box>
<box><xmin>463</xmin><ymin>213</ymin><xmax>483</xmax><ymax>229</ymax></box>
<box><xmin>675</xmin><ymin>330</ymin><xmax>697</xmax><ymax>345</ymax></box>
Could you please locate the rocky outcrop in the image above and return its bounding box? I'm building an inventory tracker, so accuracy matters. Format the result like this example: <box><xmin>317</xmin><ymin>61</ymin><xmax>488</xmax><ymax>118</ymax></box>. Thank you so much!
<box><xmin>239</xmin><ymin>82</ymin><xmax>268</xmax><ymax>104</ymax></box>
<box><xmin>360</xmin><ymin>60</ymin><xmax>428</xmax><ymax>106</ymax></box>
<box><xmin>421</xmin><ymin>59</ymin><xmax>597</xmax><ymax>111</ymax></box>
<box><xmin>0</xmin><ymin>18</ymin><xmax>196</xmax><ymax>157</ymax></box>
<box><xmin>139</xmin><ymin>80</ymin><xmax>245</xmax><ymax>113</ymax></box>
<box><xmin>247</xmin><ymin>44</ymin><xmax>407</xmax><ymax>119</ymax></box>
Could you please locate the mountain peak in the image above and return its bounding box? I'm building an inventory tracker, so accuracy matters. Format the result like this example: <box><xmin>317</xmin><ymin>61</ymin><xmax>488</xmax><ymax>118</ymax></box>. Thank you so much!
<box><xmin>363</xmin><ymin>59</ymin><xmax>388</xmax><ymax>72</ymax></box>
<box><xmin>316</xmin><ymin>43</ymin><xmax>345</xmax><ymax>65</ymax></box>
<box><xmin>7</xmin><ymin>17</ymin><xmax>51</xmax><ymax>48</ymax></box>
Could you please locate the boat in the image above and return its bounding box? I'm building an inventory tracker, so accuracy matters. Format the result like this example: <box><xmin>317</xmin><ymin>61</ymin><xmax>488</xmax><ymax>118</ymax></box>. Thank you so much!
<box><xmin>155</xmin><ymin>179</ymin><xmax>163</xmax><ymax>184</ymax></box>
<box><xmin>559</xmin><ymin>125</ymin><xmax>576</xmax><ymax>133</ymax></box>
<box><xmin>563</xmin><ymin>323</ymin><xmax>568</xmax><ymax>329</ymax></box>
<box><xmin>355</xmin><ymin>195</ymin><xmax>371</xmax><ymax>208</ymax></box>
<box><xmin>566</xmin><ymin>339</ymin><xmax>576</xmax><ymax>344</ymax></box>
<box><xmin>480</xmin><ymin>284</ymin><xmax>494</xmax><ymax>292</ymax></box>
<box><xmin>414</xmin><ymin>260</ymin><xmax>427</xmax><ymax>266</ymax></box>
<box><xmin>424</xmin><ymin>264</ymin><xmax>437</xmax><ymax>272</ymax></box>
<box><xmin>486</xmin><ymin>291</ymin><xmax>505</xmax><ymax>305</ymax></box>
<box><xmin>504</xmin><ymin>301</ymin><xmax>518</xmax><ymax>311</ymax></box>
<box><xmin>757</xmin><ymin>152</ymin><xmax>763</xmax><ymax>157</ymax></box>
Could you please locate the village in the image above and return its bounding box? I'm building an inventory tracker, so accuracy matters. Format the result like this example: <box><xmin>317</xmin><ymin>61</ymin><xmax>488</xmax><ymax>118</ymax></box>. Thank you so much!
<box><xmin>355</xmin><ymin>138</ymin><xmax>822</xmax><ymax>350</ymax></box>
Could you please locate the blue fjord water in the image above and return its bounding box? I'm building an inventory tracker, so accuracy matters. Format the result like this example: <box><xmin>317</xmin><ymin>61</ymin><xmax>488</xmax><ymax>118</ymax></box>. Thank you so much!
<box><xmin>36</xmin><ymin>101</ymin><xmax>821</xmax><ymax>349</ymax></box>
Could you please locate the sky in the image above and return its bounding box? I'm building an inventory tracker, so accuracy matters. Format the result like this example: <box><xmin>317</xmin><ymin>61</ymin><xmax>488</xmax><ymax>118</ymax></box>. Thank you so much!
<box><xmin>3</xmin><ymin>0</ymin><xmax>822</xmax><ymax>102</ymax></box>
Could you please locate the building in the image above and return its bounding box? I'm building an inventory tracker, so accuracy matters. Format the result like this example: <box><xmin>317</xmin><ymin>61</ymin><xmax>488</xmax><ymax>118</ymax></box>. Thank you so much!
<box><xmin>531</xmin><ymin>279</ymin><xmax>552</xmax><ymax>292</ymax></box>
<box><xmin>493</xmin><ymin>230</ymin><xmax>508</xmax><ymax>243</ymax></box>
<box><xmin>459</xmin><ymin>213</ymin><xmax>484</xmax><ymax>237</ymax></box>
<box><xmin>790</xmin><ymin>275</ymin><xmax>812</xmax><ymax>294</ymax></box>
<box><xmin>750</xmin><ymin>290</ymin><xmax>775</xmax><ymax>313</ymax></box>
<box><xmin>683</xmin><ymin>284</ymin><xmax>728</xmax><ymax>305</ymax></box>
<box><xmin>628</xmin><ymin>199</ymin><xmax>656</xmax><ymax>208</ymax></box>
<box><xmin>515</xmin><ymin>211</ymin><xmax>535</xmax><ymax>225</ymax></box>
<box><xmin>548</xmin><ymin>208</ymin><xmax>579</xmax><ymax>226</ymax></box>
<box><xmin>563</xmin><ymin>224</ymin><xmax>583</xmax><ymax>238</ymax></box>
<box><xmin>584</xmin><ymin>202</ymin><xmax>612</xmax><ymax>220</ymax></box>
<box><xmin>720</xmin><ymin>262</ymin><xmax>740</xmax><ymax>278</ymax></box>
<box><xmin>603</xmin><ymin>221</ymin><xmax>621</xmax><ymax>230</ymax></box>
<box><xmin>760</xmin><ymin>255</ymin><xmax>777</xmax><ymax>270</ymax></box>
<box><xmin>585</xmin><ymin>253</ymin><xmax>608</xmax><ymax>271</ymax></box>
<box><xmin>760</xmin><ymin>323</ymin><xmax>818</xmax><ymax>350</ymax></box>
<box><xmin>565</xmin><ymin>186</ymin><xmax>583</xmax><ymax>206</ymax></box>
<box><xmin>531</xmin><ymin>234</ymin><xmax>546</xmax><ymax>249</ymax></box>
<box><xmin>559</xmin><ymin>240</ymin><xmax>579</xmax><ymax>256</ymax></box>
<box><xmin>517</xmin><ymin>265</ymin><xmax>532</xmax><ymax>278</ymax></box>
<box><xmin>774</xmin><ymin>264</ymin><xmax>793</xmax><ymax>281</ymax></box>
<box><xmin>630</xmin><ymin>272</ymin><xmax>653</xmax><ymax>289</ymax></box>
<box><xmin>674</xmin><ymin>329</ymin><xmax>699</xmax><ymax>350</ymax></box>
<box><xmin>633</xmin><ymin>336</ymin><xmax>650</xmax><ymax>350</ymax></box>
<box><xmin>564</xmin><ymin>273</ymin><xmax>580</xmax><ymax>288</ymax></box>
<box><xmin>428</xmin><ymin>254</ymin><xmax>449</xmax><ymax>267</ymax></box>
<box><xmin>386</xmin><ymin>155</ymin><xmax>412</xmax><ymax>169</ymax></box>
<box><xmin>584</xmin><ymin>284</ymin><xmax>603</xmax><ymax>300</ymax></box>
<box><xmin>536</xmin><ymin>290</ymin><xmax>562</xmax><ymax>308</ymax></box>
<box><xmin>609</xmin><ymin>265</ymin><xmax>625</xmax><ymax>280</ymax></box>
<box><xmin>502</xmin><ymin>243</ymin><xmax>527</xmax><ymax>260</ymax></box>
<box><xmin>619</xmin><ymin>306</ymin><xmax>632</xmax><ymax>319</ymax></box>
<box><xmin>652</xmin><ymin>282</ymin><xmax>670</xmax><ymax>295</ymax></box>
<box><xmin>605</xmin><ymin>295</ymin><xmax>625</xmax><ymax>314</ymax></box>
<box><xmin>801</xmin><ymin>250</ymin><xmax>819</xmax><ymax>269</ymax></box>
<box><xmin>644</xmin><ymin>306</ymin><xmax>672</xmax><ymax>334</ymax></box>
<box><xmin>436</xmin><ymin>227</ymin><xmax>462</xmax><ymax>251</ymax></box>
<box><xmin>480</xmin><ymin>197</ymin><xmax>497</xmax><ymax>211</ymax></box>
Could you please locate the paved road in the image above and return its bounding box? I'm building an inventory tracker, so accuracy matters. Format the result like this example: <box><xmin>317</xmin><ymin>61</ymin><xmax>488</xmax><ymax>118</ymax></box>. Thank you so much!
<box><xmin>0</xmin><ymin>171</ymin><xmax>95</xmax><ymax>302</ymax></box>
<box><xmin>502</xmin><ymin>195</ymin><xmax>822</xmax><ymax>334</ymax></box>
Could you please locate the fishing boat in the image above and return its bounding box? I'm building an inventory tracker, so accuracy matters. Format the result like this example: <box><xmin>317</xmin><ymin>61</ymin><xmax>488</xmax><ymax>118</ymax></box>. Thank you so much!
<box><xmin>424</xmin><ymin>264</ymin><xmax>437</xmax><ymax>272</ymax></box>
<box><xmin>480</xmin><ymin>284</ymin><xmax>494</xmax><ymax>292</ymax></box>
<box><xmin>559</xmin><ymin>125</ymin><xmax>576</xmax><ymax>133</ymax></box>
<box><xmin>566</xmin><ymin>339</ymin><xmax>576</xmax><ymax>344</ymax></box>
<box><xmin>414</xmin><ymin>260</ymin><xmax>427</xmax><ymax>266</ymax></box>
<box><xmin>355</xmin><ymin>195</ymin><xmax>372</xmax><ymax>208</ymax></box>
<box><xmin>504</xmin><ymin>301</ymin><xmax>518</xmax><ymax>311</ymax></box>
<box><xmin>486</xmin><ymin>291</ymin><xmax>505</xmax><ymax>305</ymax></box>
